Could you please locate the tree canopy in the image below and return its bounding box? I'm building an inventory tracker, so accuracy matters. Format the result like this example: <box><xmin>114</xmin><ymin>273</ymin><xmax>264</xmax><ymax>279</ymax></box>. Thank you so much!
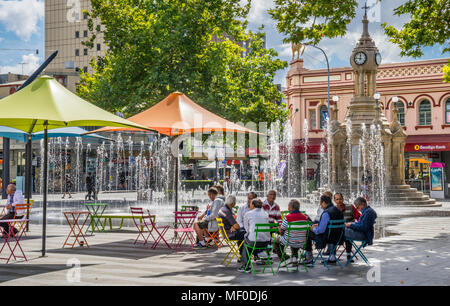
<box><xmin>269</xmin><ymin>0</ymin><xmax>449</xmax><ymax>82</ymax></box>
<box><xmin>77</xmin><ymin>0</ymin><xmax>288</xmax><ymax>125</ymax></box>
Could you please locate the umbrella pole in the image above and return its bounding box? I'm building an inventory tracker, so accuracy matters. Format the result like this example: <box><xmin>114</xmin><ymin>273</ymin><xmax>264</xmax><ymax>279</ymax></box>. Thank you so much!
<box><xmin>175</xmin><ymin>137</ymin><xmax>179</xmax><ymax>212</ymax></box>
<box><xmin>41</xmin><ymin>126</ymin><xmax>48</xmax><ymax>257</ymax></box>
<box><xmin>25</xmin><ymin>135</ymin><xmax>32</xmax><ymax>232</ymax></box>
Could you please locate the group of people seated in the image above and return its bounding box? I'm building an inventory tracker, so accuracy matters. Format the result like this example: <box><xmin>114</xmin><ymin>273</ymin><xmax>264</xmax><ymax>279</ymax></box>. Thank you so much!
<box><xmin>194</xmin><ymin>186</ymin><xmax>378</xmax><ymax>273</ymax></box>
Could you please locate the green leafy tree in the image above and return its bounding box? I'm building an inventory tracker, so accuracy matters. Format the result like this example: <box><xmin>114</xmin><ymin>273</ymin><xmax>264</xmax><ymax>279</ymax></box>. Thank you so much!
<box><xmin>269</xmin><ymin>0</ymin><xmax>357</xmax><ymax>45</ymax></box>
<box><xmin>382</xmin><ymin>0</ymin><xmax>449</xmax><ymax>82</ymax></box>
<box><xmin>77</xmin><ymin>0</ymin><xmax>288</xmax><ymax>125</ymax></box>
<box><xmin>269</xmin><ymin>0</ymin><xmax>449</xmax><ymax>82</ymax></box>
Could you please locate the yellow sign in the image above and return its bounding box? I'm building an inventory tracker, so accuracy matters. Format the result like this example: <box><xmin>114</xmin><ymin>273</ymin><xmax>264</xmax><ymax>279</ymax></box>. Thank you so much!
<box><xmin>414</xmin><ymin>145</ymin><xmax>420</xmax><ymax>151</ymax></box>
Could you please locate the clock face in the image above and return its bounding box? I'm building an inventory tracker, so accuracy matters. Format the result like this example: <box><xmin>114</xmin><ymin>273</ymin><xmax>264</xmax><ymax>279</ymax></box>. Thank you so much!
<box><xmin>354</xmin><ymin>52</ymin><xmax>367</xmax><ymax>65</ymax></box>
<box><xmin>375</xmin><ymin>53</ymin><xmax>382</xmax><ymax>65</ymax></box>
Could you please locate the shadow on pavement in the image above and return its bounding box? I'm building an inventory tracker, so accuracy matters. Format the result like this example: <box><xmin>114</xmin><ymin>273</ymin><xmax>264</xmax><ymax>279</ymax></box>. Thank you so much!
<box><xmin>46</xmin><ymin>239</ymin><xmax>182</xmax><ymax>260</ymax></box>
<box><xmin>0</xmin><ymin>263</ymin><xmax>97</xmax><ymax>283</ymax></box>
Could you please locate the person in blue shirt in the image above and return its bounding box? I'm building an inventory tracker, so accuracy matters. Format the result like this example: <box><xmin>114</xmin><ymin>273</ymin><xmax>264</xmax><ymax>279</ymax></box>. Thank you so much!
<box><xmin>304</xmin><ymin>195</ymin><xmax>344</xmax><ymax>264</ymax></box>
<box><xmin>345</xmin><ymin>197</ymin><xmax>377</xmax><ymax>247</ymax></box>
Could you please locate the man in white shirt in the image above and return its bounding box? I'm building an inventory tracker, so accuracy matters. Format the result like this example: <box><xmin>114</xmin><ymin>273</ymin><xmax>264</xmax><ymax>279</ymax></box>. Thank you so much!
<box><xmin>0</xmin><ymin>184</ymin><xmax>26</xmax><ymax>235</ymax></box>
<box><xmin>238</xmin><ymin>199</ymin><xmax>271</xmax><ymax>273</ymax></box>
<box><xmin>236</xmin><ymin>192</ymin><xmax>257</xmax><ymax>229</ymax></box>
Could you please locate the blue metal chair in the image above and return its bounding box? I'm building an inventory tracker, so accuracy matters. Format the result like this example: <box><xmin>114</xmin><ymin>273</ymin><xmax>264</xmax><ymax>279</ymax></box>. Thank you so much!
<box><xmin>312</xmin><ymin>219</ymin><xmax>345</xmax><ymax>270</ymax></box>
<box><xmin>345</xmin><ymin>239</ymin><xmax>370</xmax><ymax>266</ymax></box>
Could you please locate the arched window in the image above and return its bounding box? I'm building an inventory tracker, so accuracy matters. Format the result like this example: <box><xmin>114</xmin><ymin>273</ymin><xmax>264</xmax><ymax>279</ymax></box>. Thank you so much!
<box><xmin>396</xmin><ymin>101</ymin><xmax>405</xmax><ymax>126</ymax></box>
<box><xmin>418</xmin><ymin>100</ymin><xmax>432</xmax><ymax>126</ymax></box>
<box><xmin>319</xmin><ymin>105</ymin><xmax>328</xmax><ymax>129</ymax></box>
<box><xmin>445</xmin><ymin>98</ymin><xmax>450</xmax><ymax>124</ymax></box>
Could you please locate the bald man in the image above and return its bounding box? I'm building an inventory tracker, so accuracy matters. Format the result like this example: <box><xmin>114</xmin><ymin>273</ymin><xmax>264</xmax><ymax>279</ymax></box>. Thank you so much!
<box><xmin>0</xmin><ymin>184</ymin><xmax>25</xmax><ymax>235</ymax></box>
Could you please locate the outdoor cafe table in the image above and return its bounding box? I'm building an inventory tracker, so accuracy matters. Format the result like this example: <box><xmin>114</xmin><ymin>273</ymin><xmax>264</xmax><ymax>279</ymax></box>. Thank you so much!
<box><xmin>0</xmin><ymin>219</ymin><xmax>29</xmax><ymax>263</ymax></box>
<box><xmin>62</xmin><ymin>211</ymin><xmax>91</xmax><ymax>249</ymax></box>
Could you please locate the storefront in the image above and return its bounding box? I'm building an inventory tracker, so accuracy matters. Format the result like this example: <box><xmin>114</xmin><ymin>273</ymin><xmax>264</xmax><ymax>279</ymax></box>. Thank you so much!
<box><xmin>404</xmin><ymin>135</ymin><xmax>450</xmax><ymax>196</ymax></box>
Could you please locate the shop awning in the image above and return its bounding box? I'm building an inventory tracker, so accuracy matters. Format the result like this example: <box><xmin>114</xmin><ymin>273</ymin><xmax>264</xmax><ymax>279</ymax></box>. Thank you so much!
<box><xmin>409</xmin><ymin>158</ymin><xmax>432</xmax><ymax>164</ymax></box>
<box><xmin>292</xmin><ymin>138</ymin><xmax>327</xmax><ymax>154</ymax></box>
<box><xmin>405</xmin><ymin>135</ymin><xmax>450</xmax><ymax>152</ymax></box>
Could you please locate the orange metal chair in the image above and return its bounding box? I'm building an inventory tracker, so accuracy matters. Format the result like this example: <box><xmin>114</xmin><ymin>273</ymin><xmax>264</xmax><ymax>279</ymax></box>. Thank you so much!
<box><xmin>206</xmin><ymin>229</ymin><xmax>223</xmax><ymax>248</ymax></box>
<box><xmin>12</xmin><ymin>203</ymin><xmax>32</xmax><ymax>236</ymax></box>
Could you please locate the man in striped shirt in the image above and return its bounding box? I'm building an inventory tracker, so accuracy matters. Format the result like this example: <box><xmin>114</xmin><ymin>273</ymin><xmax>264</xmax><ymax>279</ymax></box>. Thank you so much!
<box><xmin>262</xmin><ymin>190</ymin><xmax>282</xmax><ymax>224</ymax></box>
<box><xmin>273</xmin><ymin>199</ymin><xmax>309</xmax><ymax>264</ymax></box>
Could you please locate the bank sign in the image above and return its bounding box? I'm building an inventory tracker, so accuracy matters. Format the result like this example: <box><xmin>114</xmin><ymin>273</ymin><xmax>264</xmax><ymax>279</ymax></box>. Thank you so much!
<box><xmin>405</xmin><ymin>143</ymin><xmax>450</xmax><ymax>152</ymax></box>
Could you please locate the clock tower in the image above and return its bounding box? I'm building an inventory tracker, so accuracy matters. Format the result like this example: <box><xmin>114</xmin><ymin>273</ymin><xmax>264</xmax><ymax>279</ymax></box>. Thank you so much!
<box><xmin>344</xmin><ymin>9</ymin><xmax>386</xmax><ymax>126</ymax></box>
<box><xmin>350</xmin><ymin>11</ymin><xmax>382</xmax><ymax>98</ymax></box>
<box><xmin>329</xmin><ymin>7</ymin><xmax>409</xmax><ymax>196</ymax></box>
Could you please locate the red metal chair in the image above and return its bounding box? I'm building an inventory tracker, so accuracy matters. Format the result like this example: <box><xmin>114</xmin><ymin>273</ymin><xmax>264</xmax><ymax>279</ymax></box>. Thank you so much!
<box><xmin>130</xmin><ymin>207</ymin><xmax>171</xmax><ymax>249</ymax></box>
<box><xmin>173</xmin><ymin>211</ymin><xmax>198</xmax><ymax>251</ymax></box>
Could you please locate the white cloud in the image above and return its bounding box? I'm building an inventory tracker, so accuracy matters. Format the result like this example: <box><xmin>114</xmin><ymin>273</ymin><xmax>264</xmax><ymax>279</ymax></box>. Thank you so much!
<box><xmin>0</xmin><ymin>0</ymin><xmax>44</xmax><ymax>41</ymax></box>
<box><xmin>0</xmin><ymin>53</ymin><xmax>40</xmax><ymax>75</ymax></box>
<box><xmin>246</xmin><ymin>0</ymin><xmax>275</xmax><ymax>25</ymax></box>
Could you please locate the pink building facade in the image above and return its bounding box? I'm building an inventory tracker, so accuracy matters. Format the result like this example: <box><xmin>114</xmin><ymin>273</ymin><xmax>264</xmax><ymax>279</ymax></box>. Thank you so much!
<box><xmin>285</xmin><ymin>58</ymin><xmax>450</xmax><ymax>193</ymax></box>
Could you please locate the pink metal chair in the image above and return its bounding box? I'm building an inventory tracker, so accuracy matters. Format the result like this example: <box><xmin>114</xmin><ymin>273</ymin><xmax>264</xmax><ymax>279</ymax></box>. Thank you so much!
<box><xmin>173</xmin><ymin>211</ymin><xmax>198</xmax><ymax>251</ymax></box>
<box><xmin>130</xmin><ymin>207</ymin><xmax>171</xmax><ymax>249</ymax></box>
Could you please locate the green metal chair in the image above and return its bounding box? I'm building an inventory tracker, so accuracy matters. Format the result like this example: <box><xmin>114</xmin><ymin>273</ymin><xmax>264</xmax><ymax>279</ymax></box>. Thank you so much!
<box><xmin>243</xmin><ymin>223</ymin><xmax>279</xmax><ymax>276</ymax></box>
<box><xmin>85</xmin><ymin>203</ymin><xmax>108</xmax><ymax>234</ymax></box>
<box><xmin>277</xmin><ymin>221</ymin><xmax>311</xmax><ymax>273</ymax></box>
<box><xmin>181</xmin><ymin>205</ymin><xmax>199</xmax><ymax>212</ymax></box>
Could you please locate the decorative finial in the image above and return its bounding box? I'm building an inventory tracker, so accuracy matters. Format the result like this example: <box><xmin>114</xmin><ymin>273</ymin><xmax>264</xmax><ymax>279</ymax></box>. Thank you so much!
<box><xmin>361</xmin><ymin>1</ymin><xmax>370</xmax><ymax>38</ymax></box>
<box><xmin>363</xmin><ymin>1</ymin><xmax>370</xmax><ymax>17</ymax></box>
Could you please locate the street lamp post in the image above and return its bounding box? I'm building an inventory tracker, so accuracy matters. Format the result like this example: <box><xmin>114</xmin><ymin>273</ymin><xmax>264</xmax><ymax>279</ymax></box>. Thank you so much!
<box><xmin>374</xmin><ymin>92</ymin><xmax>381</xmax><ymax>117</ymax></box>
<box><xmin>332</xmin><ymin>95</ymin><xmax>339</xmax><ymax>120</ymax></box>
<box><xmin>303</xmin><ymin>44</ymin><xmax>331</xmax><ymax>117</ymax></box>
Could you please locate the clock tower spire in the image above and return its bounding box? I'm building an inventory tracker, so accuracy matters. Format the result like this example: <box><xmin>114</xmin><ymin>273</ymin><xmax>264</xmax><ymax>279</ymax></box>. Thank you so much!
<box><xmin>350</xmin><ymin>6</ymin><xmax>382</xmax><ymax>98</ymax></box>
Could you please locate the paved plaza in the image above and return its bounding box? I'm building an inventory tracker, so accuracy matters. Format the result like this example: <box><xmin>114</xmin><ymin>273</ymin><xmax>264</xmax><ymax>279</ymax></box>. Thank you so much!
<box><xmin>1</xmin><ymin>197</ymin><xmax>449</xmax><ymax>286</ymax></box>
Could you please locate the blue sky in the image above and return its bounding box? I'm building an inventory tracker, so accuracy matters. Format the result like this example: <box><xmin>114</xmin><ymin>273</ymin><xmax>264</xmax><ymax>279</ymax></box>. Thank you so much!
<box><xmin>0</xmin><ymin>0</ymin><xmax>447</xmax><ymax>86</ymax></box>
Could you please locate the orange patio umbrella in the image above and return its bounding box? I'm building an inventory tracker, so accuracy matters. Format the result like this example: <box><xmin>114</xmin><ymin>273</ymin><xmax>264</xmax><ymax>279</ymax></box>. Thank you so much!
<box><xmin>89</xmin><ymin>92</ymin><xmax>258</xmax><ymax>136</ymax></box>
<box><xmin>88</xmin><ymin>92</ymin><xmax>260</xmax><ymax>211</ymax></box>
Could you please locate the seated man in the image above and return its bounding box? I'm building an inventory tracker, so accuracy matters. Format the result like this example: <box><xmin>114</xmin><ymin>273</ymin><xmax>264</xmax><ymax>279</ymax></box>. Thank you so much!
<box><xmin>262</xmin><ymin>190</ymin><xmax>282</xmax><ymax>224</ymax></box>
<box><xmin>236</xmin><ymin>192</ymin><xmax>257</xmax><ymax>230</ymax></box>
<box><xmin>218</xmin><ymin>195</ymin><xmax>246</xmax><ymax>256</ymax></box>
<box><xmin>334</xmin><ymin>193</ymin><xmax>361</xmax><ymax>262</ymax></box>
<box><xmin>0</xmin><ymin>184</ymin><xmax>26</xmax><ymax>236</ymax></box>
<box><xmin>215</xmin><ymin>184</ymin><xmax>226</xmax><ymax>202</ymax></box>
<box><xmin>194</xmin><ymin>187</ymin><xmax>224</xmax><ymax>248</ymax></box>
<box><xmin>345</xmin><ymin>197</ymin><xmax>377</xmax><ymax>257</ymax></box>
<box><xmin>305</xmin><ymin>195</ymin><xmax>344</xmax><ymax>264</ymax></box>
<box><xmin>238</xmin><ymin>199</ymin><xmax>271</xmax><ymax>273</ymax></box>
<box><xmin>273</xmin><ymin>199</ymin><xmax>309</xmax><ymax>265</ymax></box>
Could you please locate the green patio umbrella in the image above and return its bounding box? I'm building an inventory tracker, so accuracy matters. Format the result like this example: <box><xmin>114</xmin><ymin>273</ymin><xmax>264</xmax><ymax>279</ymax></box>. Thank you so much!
<box><xmin>0</xmin><ymin>75</ymin><xmax>153</xmax><ymax>256</ymax></box>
